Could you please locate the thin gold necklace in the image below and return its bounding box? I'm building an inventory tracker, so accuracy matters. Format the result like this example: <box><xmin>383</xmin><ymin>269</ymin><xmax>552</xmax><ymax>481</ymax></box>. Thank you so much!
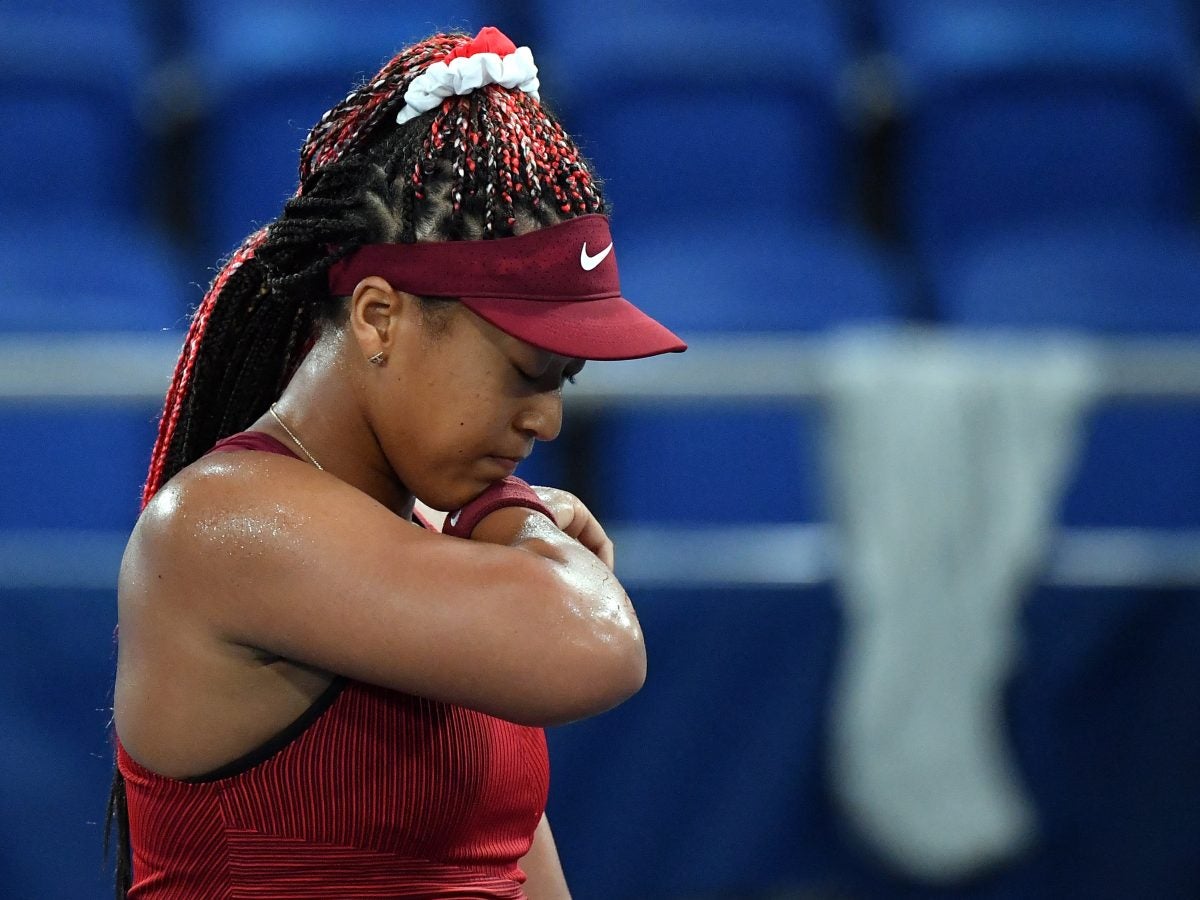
<box><xmin>268</xmin><ymin>403</ymin><xmax>324</xmax><ymax>471</ymax></box>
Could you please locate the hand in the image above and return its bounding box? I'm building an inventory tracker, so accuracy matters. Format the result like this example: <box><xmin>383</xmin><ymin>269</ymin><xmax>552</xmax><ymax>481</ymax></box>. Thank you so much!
<box><xmin>531</xmin><ymin>486</ymin><xmax>615</xmax><ymax>571</ymax></box>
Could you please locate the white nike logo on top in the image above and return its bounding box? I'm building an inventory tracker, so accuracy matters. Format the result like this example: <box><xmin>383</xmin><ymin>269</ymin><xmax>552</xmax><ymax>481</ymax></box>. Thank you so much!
<box><xmin>580</xmin><ymin>241</ymin><xmax>613</xmax><ymax>271</ymax></box>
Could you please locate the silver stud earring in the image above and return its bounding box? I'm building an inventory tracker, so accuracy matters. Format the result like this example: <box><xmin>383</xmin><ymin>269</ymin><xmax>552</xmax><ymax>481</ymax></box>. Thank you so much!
<box><xmin>368</xmin><ymin>352</ymin><xmax>386</xmax><ymax>366</ymax></box>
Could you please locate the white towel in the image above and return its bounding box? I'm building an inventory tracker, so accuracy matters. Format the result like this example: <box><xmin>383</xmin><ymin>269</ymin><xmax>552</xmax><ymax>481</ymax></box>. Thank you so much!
<box><xmin>822</xmin><ymin>326</ymin><xmax>1098</xmax><ymax>882</ymax></box>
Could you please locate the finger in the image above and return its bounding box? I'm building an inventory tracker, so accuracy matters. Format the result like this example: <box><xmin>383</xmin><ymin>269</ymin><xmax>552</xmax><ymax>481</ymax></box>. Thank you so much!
<box><xmin>531</xmin><ymin>485</ymin><xmax>575</xmax><ymax>532</ymax></box>
<box><xmin>595</xmin><ymin>536</ymin><xmax>615</xmax><ymax>570</ymax></box>
<box><xmin>530</xmin><ymin>487</ymin><xmax>611</xmax><ymax>566</ymax></box>
<box><xmin>571</xmin><ymin>506</ymin><xmax>614</xmax><ymax>569</ymax></box>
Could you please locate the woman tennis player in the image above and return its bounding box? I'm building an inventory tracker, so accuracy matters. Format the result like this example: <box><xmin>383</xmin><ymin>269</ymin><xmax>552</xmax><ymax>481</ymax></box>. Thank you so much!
<box><xmin>106</xmin><ymin>26</ymin><xmax>685</xmax><ymax>899</ymax></box>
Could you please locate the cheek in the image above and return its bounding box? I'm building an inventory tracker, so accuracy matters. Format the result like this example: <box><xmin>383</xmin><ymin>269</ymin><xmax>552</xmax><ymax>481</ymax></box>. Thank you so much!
<box><xmin>396</xmin><ymin>397</ymin><xmax>517</xmax><ymax>509</ymax></box>
<box><xmin>405</xmin><ymin>373</ymin><xmax>509</xmax><ymax>462</ymax></box>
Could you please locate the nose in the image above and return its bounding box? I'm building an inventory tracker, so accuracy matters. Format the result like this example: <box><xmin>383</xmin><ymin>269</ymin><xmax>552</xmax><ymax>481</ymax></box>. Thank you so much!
<box><xmin>515</xmin><ymin>390</ymin><xmax>563</xmax><ymax>443</ymax></box>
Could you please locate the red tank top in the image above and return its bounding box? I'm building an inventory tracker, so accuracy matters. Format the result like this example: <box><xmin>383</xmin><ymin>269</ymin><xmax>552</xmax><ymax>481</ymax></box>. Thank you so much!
<box><xmin>116</xmin><ymin>431</ymin><xmax>550</xmax><ymax>899</ymax></box>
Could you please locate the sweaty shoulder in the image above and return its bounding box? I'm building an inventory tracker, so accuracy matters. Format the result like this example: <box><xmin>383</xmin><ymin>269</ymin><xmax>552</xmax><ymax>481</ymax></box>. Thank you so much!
<box><xmin>136</xmin><ymin>448</ymin><xmax>316</xmax><ymax>565</ymax></box>
<box><xmin>123</xmin><ymin>447</ymin><xmax>420</xmax><ymax>626</ymax></box>
<box><xmin>121</xmin><ymin>445</ymin><xmax>470</xmax><ymax>689</ymax></box>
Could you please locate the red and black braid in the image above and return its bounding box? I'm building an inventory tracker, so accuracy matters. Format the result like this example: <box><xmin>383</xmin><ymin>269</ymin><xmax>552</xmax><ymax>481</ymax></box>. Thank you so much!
<box><xmin>299</xmin><ymin>34</ymin><xmax>461</xmax><ymax>183</ymax></box>
<box><xmin>140</xmin><ymin>228</ymin><xmax>268</xmax><ymax>504</ymax></box>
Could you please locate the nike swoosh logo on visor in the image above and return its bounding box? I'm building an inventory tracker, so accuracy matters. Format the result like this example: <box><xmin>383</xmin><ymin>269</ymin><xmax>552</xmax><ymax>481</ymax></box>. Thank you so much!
<box><xmin>580</xmin><ymin>241</ymin><xmax>613</xmax><ymax>271</ymax></box>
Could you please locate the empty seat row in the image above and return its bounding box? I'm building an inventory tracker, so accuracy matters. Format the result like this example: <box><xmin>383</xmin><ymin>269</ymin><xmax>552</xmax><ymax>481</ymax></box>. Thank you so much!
<box><xmin>4</xmin><ymin>1</ymin><xmax>1198</xmax><ymax>267</ymax></box>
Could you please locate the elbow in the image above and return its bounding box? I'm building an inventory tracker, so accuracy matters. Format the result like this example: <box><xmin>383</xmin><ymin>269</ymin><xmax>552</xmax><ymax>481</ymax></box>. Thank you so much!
<box><xmin>615</xmin><ymin>629</ymin><xmax>648</xmax><ymax>701</ymax></box>
<box><xmin>510</xmin><ymin>550</ymin><xmax>648</xmax><ymax>725</ymax></box>
<box><xmin>538</xmin><ymin>617</ymin><xmax>647</xmax><ymax>727</ymax></box>
<box><xmin>592</xmin><ymin>626</ymin><xmax>648</xmax><ymax>711</ymax></box>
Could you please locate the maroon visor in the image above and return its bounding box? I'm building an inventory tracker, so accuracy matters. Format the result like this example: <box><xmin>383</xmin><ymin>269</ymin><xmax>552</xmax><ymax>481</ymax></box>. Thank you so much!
<box><xmin>327</xmin><ymin>214</ymin><xmax>686</xmax><ymax>361</ymax></box>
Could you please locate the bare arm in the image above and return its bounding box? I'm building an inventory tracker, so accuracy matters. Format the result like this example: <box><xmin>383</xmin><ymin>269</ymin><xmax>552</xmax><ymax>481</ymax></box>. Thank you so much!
<box><xmin>519</xmin><ymin>814</ymin><xmax>571</xmax><ymax>900</ymax></box>
<box><xmin>124</xmin><ymin>452</ymin><xmax>644</xmax><ymax>727</ymax></box>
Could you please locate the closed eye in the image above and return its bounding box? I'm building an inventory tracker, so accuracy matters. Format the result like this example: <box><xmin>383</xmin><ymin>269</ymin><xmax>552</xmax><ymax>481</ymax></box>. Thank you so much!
<box><xmin>514</xmin><ymin>365</ymin><xmax>542</xmax><ymax>386</ymax></box>
<box><xmin>514</xmin><ymin>360</ymin><xmax>585</xmax><ymax>388</ymax></box>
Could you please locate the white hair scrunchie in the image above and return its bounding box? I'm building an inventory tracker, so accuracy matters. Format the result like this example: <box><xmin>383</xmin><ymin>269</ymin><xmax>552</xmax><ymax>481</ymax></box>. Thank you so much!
<box><xmin>397</xmin><ymin>45</ymin><xmax>540</xmax><ymax>125</ymax></box>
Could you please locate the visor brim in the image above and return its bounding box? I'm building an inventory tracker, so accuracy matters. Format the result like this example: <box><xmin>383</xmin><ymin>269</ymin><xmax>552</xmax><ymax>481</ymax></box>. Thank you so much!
<box><xmin>460</xmin><ymin>295</ymin><xmax>688</xmax><ymax>361</ymax></box>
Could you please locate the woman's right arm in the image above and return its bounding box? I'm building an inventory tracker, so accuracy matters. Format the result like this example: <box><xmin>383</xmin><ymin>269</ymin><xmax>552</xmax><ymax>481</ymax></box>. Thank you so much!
<box><xmin>126</xmin><ymin>452</ymin><xmax>645</xmax><ymax>726</ymax></box>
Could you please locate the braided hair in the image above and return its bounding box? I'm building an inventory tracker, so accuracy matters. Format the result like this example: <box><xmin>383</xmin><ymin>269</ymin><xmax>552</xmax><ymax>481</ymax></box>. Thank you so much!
<box><xmin>105</xmin><ymin>31</ymin><xmax>605</xmax><ymax>897</ymax></box>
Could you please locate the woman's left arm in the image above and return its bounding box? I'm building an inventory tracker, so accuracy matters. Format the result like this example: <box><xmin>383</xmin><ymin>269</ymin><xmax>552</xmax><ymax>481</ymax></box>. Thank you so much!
<box><xmin>520</xmin><ymin>813</ymin><xmax>571</xmax><ymax>900</ymax></box>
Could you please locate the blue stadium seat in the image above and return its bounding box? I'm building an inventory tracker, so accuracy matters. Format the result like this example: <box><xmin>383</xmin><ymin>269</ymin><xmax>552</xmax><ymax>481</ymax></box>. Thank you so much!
<box><xmin>547</xmin><ymin>584</ymin><xmax>845</xmax><ymax>899</ymax></box>
<box><xmin>531</xmin><ymin>0</ymin><xmax>858</xmax><ymax>227</ymax></box>
<box><xmin>926</xmin><ymin>223</ymin><xmax>1200</xmax><ymax>893</ymax></box>
<box><xmin>871</xmin><ymin>0</ymin><xmax>1200</xmax><ymax>256</ymax></box>
<box><xmin>933</xmin><ymin>221</ymin><xmax>1200</xmax><ymax>526</ymax></box>
<box><xmin>0</xmin><ymin>588</ymin><xmax>121</xmax><ymax>899</ymax></box>
<box><xmin>0</xmin><ymin>218</ymin><xmax>178</xmax><ymax>893</ymax></box>
<box><xmin>0</xmin><ymin>217</ymin><xmax>187</xmax><ymax>532</ymax></box>
<box><xmin>0</xmin><ymin>217</ymin><xmax>190</xmax><ymax>332</ymax></box>
<box><xmin>1002</xmin><ymin>584</ymin><xmax>1200</xmax><ymax>900</ymax></box>
<box><xmin>0</xmin><ymin>4</ymin><xmax>153</xmax><ymax>221</ymax></box>
<box><xmin>0</xmin><ymin>403</ymin><xmax>159</xmax><ymax>533</ymax></box>
<box><xmin>590</xmin><ymin>223</ymin><xmax>911</xmax><ymax>524</ymax></box>
<box><xmin>182</xmin><ymin>1</ymin><xmax>494</xmax><ymax>260</ymax></box>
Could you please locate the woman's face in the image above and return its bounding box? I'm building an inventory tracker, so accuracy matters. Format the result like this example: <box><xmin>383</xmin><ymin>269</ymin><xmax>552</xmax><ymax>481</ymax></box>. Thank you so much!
<box><xmin>366</xmin><ymin>298</ymin><xmax>583</xmax><ymax>511</ymax></box>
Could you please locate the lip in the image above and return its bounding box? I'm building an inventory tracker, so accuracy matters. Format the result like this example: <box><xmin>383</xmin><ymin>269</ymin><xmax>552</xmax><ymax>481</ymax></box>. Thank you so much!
<box><xmin>485</xmin><ymin>455</ymin><xmax>523</xmax><ymax>473</ymax></box>
<box><xmin>491</xmin><ymin>449</ymin><xmax>530</xmax><ymax>464</ymax></box>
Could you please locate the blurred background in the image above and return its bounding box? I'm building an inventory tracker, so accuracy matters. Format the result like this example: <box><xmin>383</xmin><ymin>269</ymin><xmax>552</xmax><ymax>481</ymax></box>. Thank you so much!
<box><xmin>3</xmin><ymin>1</ymin><xmax>1200</xmax><ymax>897</ymax></box>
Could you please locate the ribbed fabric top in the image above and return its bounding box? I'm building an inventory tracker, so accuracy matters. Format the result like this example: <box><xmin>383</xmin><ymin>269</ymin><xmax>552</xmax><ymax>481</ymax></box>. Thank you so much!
<box><xmin>115</xmin><ymin>431</ymin><xmax>550</xmax><ymax>898</ymax></box>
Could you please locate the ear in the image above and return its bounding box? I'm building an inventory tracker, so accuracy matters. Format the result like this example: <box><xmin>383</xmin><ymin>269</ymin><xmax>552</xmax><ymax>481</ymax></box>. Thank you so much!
<box><xmin>346</xmin><ymin>277</ymin><xmax>422</xmax><ymax>363</ymax></box>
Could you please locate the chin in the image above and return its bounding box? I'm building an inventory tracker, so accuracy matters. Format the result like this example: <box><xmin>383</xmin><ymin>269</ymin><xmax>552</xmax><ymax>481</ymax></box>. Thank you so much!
<box><xmin>418</xmin><ymin>478</ymin><xmax>492</xmax><ymax>514</ymax></box>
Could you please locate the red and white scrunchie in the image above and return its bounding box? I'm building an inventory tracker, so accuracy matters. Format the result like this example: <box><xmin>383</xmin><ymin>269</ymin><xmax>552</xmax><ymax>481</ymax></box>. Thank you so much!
<box><xmin>397</xmin><ymin>26</ymin><xmax>540</xmax><ymax>125</ymax></box>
